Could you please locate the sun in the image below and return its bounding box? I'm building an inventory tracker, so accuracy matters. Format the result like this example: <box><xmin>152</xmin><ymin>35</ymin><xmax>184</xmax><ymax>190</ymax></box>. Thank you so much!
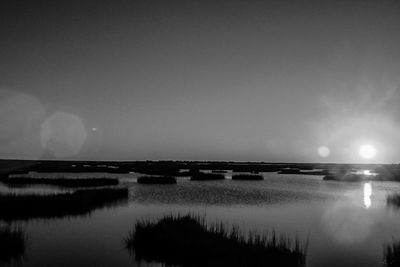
<box><xmin>359</xmin><ymin>144</ymin><xmax>376</xmax><ymax>159</ymax></box>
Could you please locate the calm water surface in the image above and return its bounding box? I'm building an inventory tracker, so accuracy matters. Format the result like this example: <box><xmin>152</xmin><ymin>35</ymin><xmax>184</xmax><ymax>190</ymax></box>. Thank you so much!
<box><xmin>2</xmin><ymin>172</ymin><xmax>400</xmax><ymax>267</ymax></box>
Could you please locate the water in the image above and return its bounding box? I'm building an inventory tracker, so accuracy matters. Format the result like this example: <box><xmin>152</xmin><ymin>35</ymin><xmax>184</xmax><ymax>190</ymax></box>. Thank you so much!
<box><xmin>2</xmin><ymin>172</ymin><xmax>400</xmax><ymax>267</ymax></box>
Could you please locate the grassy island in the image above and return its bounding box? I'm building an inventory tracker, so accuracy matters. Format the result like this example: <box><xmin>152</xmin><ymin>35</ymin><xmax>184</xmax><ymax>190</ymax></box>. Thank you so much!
<box><xmin>2</xmin><ymin>177</ymin><xmax>119</xmax><ymax>188</ymax></box>
<box><xmin>0</xmin><ymin>187</ymin><xmax>129</xmax><ymax>221</ymax></box>
<box><xmin>231</xmin><ymin>174</ymin><xmax>263</xmax><ymax>180</ymax></box>
<box><xmin>191</xmin><ymin>173</ymin><xmax>225</xmax><ymax>181</ymax></box>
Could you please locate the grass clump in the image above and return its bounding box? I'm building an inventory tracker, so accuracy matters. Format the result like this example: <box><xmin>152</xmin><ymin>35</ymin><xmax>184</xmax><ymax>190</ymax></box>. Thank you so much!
<box><xmin>384</xmin><ymin>239</ymin><xmax>400</xmax><ymax>267</ymax></box>
<box><xmin>137</xmin><ymin>176</ymin><xmax>177</xmax><ymax>184</ymax></box>
<box><xmin>232</xmin><ymin>174</ymin><xmax>263</xmax><ymax>181</ymax></box>
<box><xmin>3</xmin><ymin>177</ymin><xmax>119</xmax><ymax>188</ymax></box>
<box><xmin>387</xmin><ymin>194</ymin><xmax>400</xmax><ymax>208</ymax></box>
<box><xmin>125</xmin><ymin>214</ymin><xmax>306</xmax><ymax>267</ymax></box>
<box><xmin>0</xmin><ymin>187</ymin><xmax>129</xmax><ymax>221</ymax></box>
<box><xmin>0</xmin><ymin>226</ymin><xmax>26</xmax><ymax>264</ymax></box>
<box><xmin>191</xmin><ymin>173</ymin><xmax>225</xmax><ymax>181</ymax></box>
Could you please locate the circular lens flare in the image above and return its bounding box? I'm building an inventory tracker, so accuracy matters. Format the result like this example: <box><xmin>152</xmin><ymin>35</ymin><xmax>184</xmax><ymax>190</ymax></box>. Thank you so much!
<box><xmin>318</xmin><ymin>146</ymin><xmax>330</xmax><ymax>158</ymax></box>
<box><xmin>359</xmin><ymin>144</ymin><xmax>376</xmax><ymax>159</ymax></box>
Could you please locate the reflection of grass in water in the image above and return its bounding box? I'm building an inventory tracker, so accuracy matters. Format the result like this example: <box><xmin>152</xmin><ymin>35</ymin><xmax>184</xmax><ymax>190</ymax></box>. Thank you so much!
<box><xmin>384</xmin><ymin>239</ymin><xmax>400</xmax><ymax>267</ymax></box>
<box><xmin>3</xmin><ymin>177</ymin><xmax>119</xmax><ymax>188</ymax></box>
<box><xmin>232</xmin><ymin>174</ymin><xmax>263</xmax><ymax>180</ymax></box>
<box><xmin>137</xmin><ymin>176</ymin><xmax>177</xmax><ymax>184</ymax></box>
<box><xmin>0</xmin><ymin>226</ymin><xmax>26</xmax><ymax>265</ymax></box>
<box><xmin>386</xmin><ymin>194</ymin><xmax>400</xmax><ymax>208</ymax></box>
<box><xmin>125</xmin><ymin>214</ymin><xmax>307</xmax><ymax>267</ymax></box>
<box><xmin>0</xmin><ymin>187</ymin><xmax>129</xmax><ymax>221</ymax></box>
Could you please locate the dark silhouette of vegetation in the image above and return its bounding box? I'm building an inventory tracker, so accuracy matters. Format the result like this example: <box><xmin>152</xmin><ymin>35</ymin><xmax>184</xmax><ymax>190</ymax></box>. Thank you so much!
<box><xmin>211</xmin><ymin>170</ymin><xmax>227</xmax><ymax>173</ymax></box>
<box><xmin>232</xmin><ymin>174</ymin><xmax>263</xmax><ymax>180</ymax></box>
<box><xmin>300</xmin><ymin>170</ymin><xmax>329</xmax><ymax>175</ymax></box>
<box><xmin>384</xmin><ymin>239</ymin><xmax>400</xmax><ymax>267</ymax></box>
<box><xmin>191</xmin><ymin>173</ymin><xmax>225</xmax><ymax>181</ymax></box>
<box><xmin>137</xmin><ymin>176</ymin><xmax>177</xmax><ymax>184</ymax></box>
<box><xmin>387</xmin><ymin>194</ymin><xmax>400</xmax><ymax>208</ymax></box>
<box><xmin>0</xmin><ymin>171</ymin><xmax>9</xmax><ymax>181</ymax></box>
<box><xmin>0</xmin><ymin>187</ymin><xmax>129</xmax><ymax>221</ymax></box>
<box><xmin>278</xmin><ymin>168</ymin><xmax>328</xmax><ymax>175</ymax></box>
<box><xmin>0</xmin><ymin>226</ymin><xmax>26</xmax><ymax>265</ymax></box>
<box><xmin>323</xmin><ymin>171</ymin><xmax>372</xmax><ymax>182</ymax></box>
<box><xmin>125</xmin><ymin>214</ymin><xmax>306</xmax><ymax>267</ymax></box>
<box><xmin>278</xmin><ymin>168</ymin><xmax>302</xmax><ymax>174</ymax></box>
<box><xmin>375</xmin><ymin>165</ymin><xmax>400</xmax><ymax>181</ymax></box>
<box><xmin>2</xmin><ymin>177</ymin><xmax>119</xmax><ymax>188</ymax></box>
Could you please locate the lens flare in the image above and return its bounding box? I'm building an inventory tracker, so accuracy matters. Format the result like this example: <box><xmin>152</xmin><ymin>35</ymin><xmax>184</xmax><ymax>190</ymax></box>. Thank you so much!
<box><xmin>41</xmin><ymin>112</ymin><xmax>87</xmax><ymax>158</ymax></box>
<box><xmin>318</xmin><ymin>146</ymin><xmax>330</xmax><ymax>158</ymax></box>
<box><xmin>0</xmin><ymin>89</ymin><xmax>46</xmax><ymax>159</ymax></box>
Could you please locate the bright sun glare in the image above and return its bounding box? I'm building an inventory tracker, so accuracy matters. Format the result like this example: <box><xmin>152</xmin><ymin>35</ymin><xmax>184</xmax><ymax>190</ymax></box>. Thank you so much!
<box><xmin>359</xmin><ymin>144</ymin><xmax>376</xmax><ymax>159</ymax></box>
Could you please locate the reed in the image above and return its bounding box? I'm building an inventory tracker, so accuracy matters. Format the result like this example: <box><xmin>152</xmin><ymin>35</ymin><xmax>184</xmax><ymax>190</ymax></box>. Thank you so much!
<box><xmin>384</xmin><ymin>239</ymin><xmax>400</xmax><ymax>267</ymax></box>
<box><xmin>387</xmin><ymin>194</ymin><xmax>400</xmax><ymax>208</ymax></box>
<box><xmin>125</xmin><ymin>214</ymin><xmax>306</xmax><ymax>267</ymax></box>
<box><xmin>0</xmin><ymin>226</ymin><xmax>26</xmax><ymax>264</ymax></box>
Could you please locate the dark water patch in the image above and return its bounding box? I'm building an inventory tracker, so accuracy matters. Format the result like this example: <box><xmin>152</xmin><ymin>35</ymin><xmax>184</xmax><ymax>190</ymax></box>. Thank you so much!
<box><xmin>131</xmin><ymin>181</ymin><xmax>327</xmax><ymax>206</ymax></box>
<box><xmin>125</xmin><ymin>214</ymin><xmax>306</xmax><ymax>267</ymax></box>
<box><xmin>0</xmin><ymin>187</ymin><xmax>129</xmax><ymax>221</ymax></box>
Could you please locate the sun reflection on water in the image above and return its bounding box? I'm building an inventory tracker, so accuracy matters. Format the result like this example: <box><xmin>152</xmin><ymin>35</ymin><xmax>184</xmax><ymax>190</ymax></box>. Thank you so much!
<box><xmin>363</xmin><ymin>182</ymin><xmax>372</xmax><ymax>209</ymax></box>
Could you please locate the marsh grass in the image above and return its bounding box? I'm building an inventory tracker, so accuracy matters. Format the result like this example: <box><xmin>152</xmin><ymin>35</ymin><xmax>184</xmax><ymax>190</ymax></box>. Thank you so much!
<box><xmin>137</xmin><ymin>176</ymin><xmax>177</xmax><ymax>184</ymax></box>
<box><xmin>191</xmin><ymin>173</ymin><xmax>225</xmax><ymax>181</ymax></box>
<box><xmin>3</xmin><ymin>177</ymin><xmax>119</xmax><ymax>188</ymax></box>
<box><xmin>231</xmin><ymin>174</ymin><xmax>263</xmax><ymax>180</ymax></box>
<box><xmin>384</xmin><ymin>239</ymin><xmax>400</xmax><ymax>267</ymax></box>
<box><xmin>125</xmin><ymin>214</ymin><xmax>306</xmax><ymax>267</ymax></box>
<box><xmin>0</xmin><ymin>187</ymin><xmax>129</xmax><ymax>221</ymax></box>
<box><xmin>0</xmin><ymin>226</ymin><xmax>26</xmax><ymax>264</ymax></box>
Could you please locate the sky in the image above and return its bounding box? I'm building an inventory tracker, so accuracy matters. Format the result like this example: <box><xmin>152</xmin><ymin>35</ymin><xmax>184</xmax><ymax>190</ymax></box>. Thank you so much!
<box><xmin>1</xmin><ymin>0</ymin><xmax>400</xmax><ymax>163</ymax></box>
